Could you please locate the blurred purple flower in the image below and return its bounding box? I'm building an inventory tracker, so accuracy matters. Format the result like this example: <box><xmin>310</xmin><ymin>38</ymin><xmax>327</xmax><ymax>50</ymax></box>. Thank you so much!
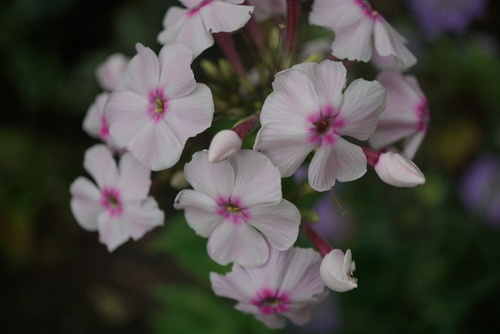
<box><xmin>460</xmin><ymin>154</ymin><xmax>500</xmax><ymax>229</ymax></box>
<box><xmin>313</xmin><ymin>190</ymin><xmax>354</xmax><ymax>245</ymax></box>
<box><xmin>405</xmin><ymin>0</ymin><xmax>489</xmax><ymax>39</ymax></box>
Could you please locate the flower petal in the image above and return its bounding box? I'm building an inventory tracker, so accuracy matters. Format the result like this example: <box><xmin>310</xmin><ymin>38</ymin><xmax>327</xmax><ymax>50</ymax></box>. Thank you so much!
<box><xmin>105</xmin><ymin>90</ymin><xmax>150</xmax><ymax>148</ymax></box>
<box><xmin>117</xmin><ymin>152</ymin><xmax>151</xmax><ymax>201</ymax></box>
<box><xmin>373</xmin><ymin>17</ymin><xmax>417</xmax><ymax>69</ymax></box>
<box><xmin>123</xmin><ymin>43</ymin><xmax>160</xmax><ymax>96</ymax></box>
<box><xmin>83</xmin><ymin>144</ymin><xmax>118</xmax><ymax>189</ymax></box>
<box><xmin>207</xmin><ymin>221</ymin><xmax>268</xmax><ymax>267</ymax></box>
<box><xmin>330</xmin><ymin>18</ymin><xmax>374</xmax><ymax>62</ymax></box>
<box><xmin>201</xmin><ymin>1</ymin><xmax>253</xmax><ymax>34</ymax></box>
<box><xmin>174</xmin><ymin>189</ymin><xmax>222</xmax><ymax>237</ymax></box>
<box><xmin>228</xmin><ymin>150</ymin><xmax>282</xmax><ymax>207</ymax></box>
<box><xmin>183</xmin><ymin>151</ymin><xmax>235</xmax><ymax>200</ymax></box>
<box><xmin>122</xmin><ymin>197</ymin><xmax>164</xmax><ymax>240</ymax></box>
<box><xmin>340</xmin><ymin>78</ymin><xmax>386</xmax><ymax>140</ymax></box>
<box><xmin>248</xmin><ymin>199</ymin><xmax>300</xmax><ymax>251</ymax></box>
<box><xmin>175</xmin><ymin>10</ymin><xmax>215</xmax><ymax>56</ymax></box>
<box><xmin>97</xmin><ymin>212</ymin><xmax>130</xmax><ymax>252</ymax></box>
<box><xmin>158</xmin><ymin>43</ymin><xmax>196</xmax><ymax>98</ymax></box>
<box><xmin>308</xmin><ymin>139</ymin><xmax>366</xmax><ymax>191</ymax></box>
<box><xmin>69</xmin><ymin>177</ymin><xmax>102</xmax><ymax>231</ymax></box>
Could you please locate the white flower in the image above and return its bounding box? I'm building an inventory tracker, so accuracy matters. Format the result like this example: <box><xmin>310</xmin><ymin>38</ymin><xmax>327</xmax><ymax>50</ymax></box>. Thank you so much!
<box><xmin>320</xmin><ymin>249</ymin><xmax>358</xmax><ymax>292</ymax></box>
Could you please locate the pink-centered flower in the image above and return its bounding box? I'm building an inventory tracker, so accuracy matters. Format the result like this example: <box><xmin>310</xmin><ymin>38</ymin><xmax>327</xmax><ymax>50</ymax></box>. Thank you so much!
<box><xmin>83</xmin><ymin>92</ymin><xmax>123</xmax><ymax>151</ymax></box>
<box><xmin>247</xmin><ymin>0</ymin><xmax>286</xmax><ymax>22</ymax></box>
<box><xmin>309</xmin><ymin>0</ymin><xmax>417</xmax><ymax>70</ymax></box>
<box><xmin>69</xmin><ymin>145</ymin><xmax>164</xmax><ymax>251</ymax></box>
<box><xmin>210</xmin><ymin>245</ymin><xmax>327</xmax><ymax>329</ymax></box>
<box><xmin>174</xmin><ymin>150</ymin><xmax>301</xmax><ymax>267</ymax></box>
<box><xmin>105</xmin><ymin>43</ymin><xmax>214</xmax><ymax>171</ymax></box>
<box><xmin>254</xmin><ymin>60</ymin><xmax>386</xmax><ymax>191</ymax></box>
<box><xmin>157</xmin><ymin>0</ymin><xmax>254</xmax><ymax>57</ymax></box>
<box><xmin>369</xmin><ymin>70</ymin><xmax>429</xmax><ymax>159</ymax></box>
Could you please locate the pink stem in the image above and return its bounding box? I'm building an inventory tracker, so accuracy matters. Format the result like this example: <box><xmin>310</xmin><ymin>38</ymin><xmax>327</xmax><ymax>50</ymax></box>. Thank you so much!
<box><xmin>284</xmin><ymin>0</ymin><xmax>301</xmax><ymax>57</ymax></box>
<box><xmin>232</xmin><ymin>114</ymin><xmax>260</xmax><ymax>139</ymax></box>
<box><xmin>214</xmin><ymin>32</ymin><xmax>246</xmax><ymax>77</ymax></box>
<box><xmin>243</xmin><ymin>2</ymin><xmax>265</xmax><ymax>50</ymax></box>
<box><xmin>300</xmin><ymin>220</ymin><xmax>333</xmax><ymax>257</ymax></box>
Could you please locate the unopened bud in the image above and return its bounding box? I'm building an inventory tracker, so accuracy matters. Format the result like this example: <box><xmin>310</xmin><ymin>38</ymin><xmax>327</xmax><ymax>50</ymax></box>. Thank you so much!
<box><xmin>208</xmin><ymin>130</ymin><xmax>242</xmax><ymax>163</ymax></box>
<box><xmin>375</xmin><ymin>151</ymin><xmax>425</xmax><ymax>187</ymax></box>
<box><xmin>320</xmin><ymin>249</ymin><xmax>358</xmax><ymax>292</ymax></box>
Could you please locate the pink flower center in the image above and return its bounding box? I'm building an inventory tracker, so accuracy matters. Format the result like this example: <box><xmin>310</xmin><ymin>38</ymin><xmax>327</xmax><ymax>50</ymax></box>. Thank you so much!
<box><xmin>355</xmin><ymin>0</ymin><xmax>379</xmax><ymax>19</ymax></box>
<box><xmin>417</xmin><ymin>100</ymin><xmax>430</xmax><ymax>132</ymax></box>
<box><xmin>188</xmin><ymin>0</ymin><xmax>214</xmax><ymax>16</ymax></box>
<box><xmin>101</xmin><ymin>188</ymin><xmax>123</xmax><ymax>217</ymax></box>
<box><xmin>216</xmin><ymin>197</ymin><xmax>250</xmax><ymax>225</ymax></box>
<box><xmin>251</xmin><ymin>289</ymin><xmax>291</xmax><ymax>315</ymax></box>
<box><xmin>308</xmin><ymin>105</ymin><xmax>345</xmax><ymax>147</ymax></box>
<box><xmin>148</xmin><ymin>90</ymin><xmax>168</xmax><ymax>122</ymax></box>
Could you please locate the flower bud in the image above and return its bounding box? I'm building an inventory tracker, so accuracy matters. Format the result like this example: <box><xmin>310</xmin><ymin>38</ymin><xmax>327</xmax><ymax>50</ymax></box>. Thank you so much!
<box><xmin>208</xmin><ymin>130</ymin><xmax>242</xmax><ymax>163</ymax></box>
<box><xmin>320</xmin><ymin>249</ymin><xmax>358</xmax><ymax>292</ymax></box>
<box><xmin>374</xmin><ymin>151</ymin><xmax>425</xmax><ymax>187</ymax></box>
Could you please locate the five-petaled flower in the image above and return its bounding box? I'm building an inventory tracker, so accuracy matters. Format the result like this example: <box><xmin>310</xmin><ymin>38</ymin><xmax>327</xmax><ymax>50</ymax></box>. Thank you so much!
<box><xmin>158</xmin><ymin>0</ymin><xmax>254</xmax><ymax>57</ymax></box>
<box><xmin>309</xmin><ymin>0</ymin><xmax>417</xmax><ymax>70</ymax></box>
<box><xmin>70</xmin><ymin>145</ymin><xmax>164</xmax><ymax>251</ymax></box>
<box><xmin>105</xmin><ymin>42</ymin><xmax>214</xmax><ymax>171</ymax></box>
<box><xmin>254</xmin><ymin>60</ymin><xmax>386</xmax><ymax>191</ymax></box>
<box><xmin>174</xmin><ymin>150</ymin><xmax>301</xmax><ymax>267</ymax></box>
<box><xmin>210</xmin><ymin>245</ymin><xmax>327</xmax><ymax>329</ymax></box>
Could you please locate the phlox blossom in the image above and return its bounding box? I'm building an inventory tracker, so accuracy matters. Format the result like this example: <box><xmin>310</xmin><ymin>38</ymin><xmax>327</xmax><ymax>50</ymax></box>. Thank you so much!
<box><xmin>105</xmin><ymin>43</ymin><xmax>214</xmax><ymax>171</ymax></box>
<box><xmin>70</xmin><ymin>145</ymin><xmax>164</xmax><ymax>251</ymax></box>
<box><xmin>369</xmin><ymin>70</ymin><xmax>429</xmax><ymax>159</ymax></box>
<box><xmin>210</xmin><ymin>245</ymin><xmax>327</xmax><ymax>329</ymax></box>
<box><xmin>254</xmin><ymin>60</ymin><xmax>386</xmax><ymax>191</ymax></box>
<box><xmin>174</xmin><ymin>150</ymin><xmax>301</xmax><ymax>267</ymax></box>
<box><xmin>320</xmin><ymin>249</ymin><xmax>358</xmax><ymax>292</ymax></box>
<box><xmin>158</xmin><ymin>0</ymin><xmax>254</xmax><ymax>57</ymax></box>
<box><xmin>82</xmin><ymin>92</ymin><xmax>122</xmax><ymax>151</ymax></box>
<box><xmin>309</xmin><ymin>0</ymin><xmax>417</xmax><ymax>70</ymax></box>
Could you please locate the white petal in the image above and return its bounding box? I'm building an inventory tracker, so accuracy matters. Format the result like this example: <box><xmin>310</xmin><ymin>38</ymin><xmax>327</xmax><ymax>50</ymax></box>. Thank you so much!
<box><xmin>373</xmin><ymin>18</ymin><xmax>416</xmax><ymax>70</ymax></box>
<box><xmin>320</xmin><ymin>249</ymin><xmax>358</xmax><ymax>292</ymax></box>
<box><xmin>165</xmin><ymin>84</ymin><xmax>214</xmax><ymax>143</ymax></box>
<box><xmin>83</xmin><ymin>144</ymin><xmax>118</xmax><ymax>189</ymax></box>
<box><xmin>123</xmin><ymin>43</ymin><xmax>160</xmax><ymax>96</ymax></box>
<box><xmin>158</xmin><ymin>43</ymin><xmax>196</xmax><ymax>98</ymax></box>
<box><xmin>126</xmin><ymin>120</ymin><xmax>182</xmax><ymax>171</ymax></box>
<box><xmin>158</xmin><ymin>7</ymin><xmax>189</xmax><ymax>45</ymax></box>
<box><xmin>340</xmin><ymin>78</ymin><xmax>386</xmax><ymax>140</ymax></box>
<box><xmin>176</xmin><ymin>10</ymin><xmax>214</xmax><ymax>56</ymax></box>
<box><xmin>117</xmin><ymin>152</ymin><xmax>151</xmax><ymax>201</ymax></box>
<box><xmin>228</xmin><ymin>150</ymin><xmax>282</xmax><ymax>207</ymax></box>
<box><xmin>201</xmin><ymin>1</ymin><xmax>253</xmax><ymax>33</ymax></box>
<box><xmin>248</xmin><ymin>199</ymin><xmax>300</xmax><ymax>251</ymax></box>
<box><xmin>208</xmin><ymin>130</ymin><xmax>242</xmax><ymax>163</ymax></box>
<box><xmin>174</xmin><ymin>189</ymin><xmax>222</xmax><ymax>237</ymax></box>
<box><xmin>403</xmin><ymin>131</ymin><xmax>425</xmax><ymax>160</ymax></box>
<box><xmin>122</xmin><ymin>197</ymin><xmax>164</xmax><ymax>240</ymax></box>
<box><xmin>183</xmin><ymin>151</ymin><xmax>235</xmax><ymax>199</ymax></box>
<box><xmin>255</xmin><ymin>313</ymin><xmax>287</xmax><ymax>329</ymax></box>
<box><xmin>331</xmin><ymin>18</ymin><xmax>374</xmax><ymax>62</ymax></box>
<box><xmin>105</xmin><ymin>90</ymin><xmax>150</xmax><ymax>148</ymax></box>
<box><xmin>69</xmin><ymin>177</ymin><xmax>102</xmax><ymax>231</ymax></box>
<box><xmin>83</xmin><ymin>92</ymin><xmax>109</xmax><ymax>139</ymax></box>
<box><xmin>254</xmin><ymin>124</ymin><xmax>315</xmax><ymax>177</ymax></box>
<box><xmin>96</xmin><ymin>53</ymin><xmax>129</xmax><ymax>91</ymax></box>
<box><xmin>308</xmin><ymin>139</ymin><xmax>366</xmax><ymax>191</ymax></box>
<box><xmin>97</xmin><ymin>212</ymin><xmax>130</xmax><ymax>252</ymax></box>
<box><xmin>207</xmin><ymin>221</ymin><xmax>268</xmax><ymax>267</ymax></box>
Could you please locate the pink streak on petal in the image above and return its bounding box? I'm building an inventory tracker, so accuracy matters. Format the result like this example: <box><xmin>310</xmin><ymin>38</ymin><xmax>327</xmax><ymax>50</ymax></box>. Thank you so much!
<box><xmin>354</xmin><ymin>0</ymin><xmax>380</xmax><ymax>20</ymax></box>
<box><xmin>100</xmin><ymin>116</ymin><xmax>110</xmax><ymax>140</ymax></box>
<box><xmin>187</xmin><ymin>0</ymin><xmax>214</xmax><ymax>17</ymax></box>
<box><xmin>417</xmin><ymin>100</ymin><xmax>430</xmax><ymax>132</ymax></box>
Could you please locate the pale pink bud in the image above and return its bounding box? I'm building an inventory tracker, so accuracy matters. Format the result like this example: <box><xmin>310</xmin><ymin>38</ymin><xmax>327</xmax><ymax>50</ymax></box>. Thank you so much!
<box><xmin>208</xmin><ymin>130</ymin><xmax>242</xmax><ymax>163</ymax></box>
<box><xmin>320</xmin><ymin>249</ymin><xmax>358</xmax><ymax>293</ymax></box>
<box><xmin>96</xmin><ymin>53</ymin><xmax>129</xmax><ymax>91</ymax></box>
<box><xmin>375</xmin><ymin>151</ymin><xmax>426</xmax><ymax>187</ymax></box>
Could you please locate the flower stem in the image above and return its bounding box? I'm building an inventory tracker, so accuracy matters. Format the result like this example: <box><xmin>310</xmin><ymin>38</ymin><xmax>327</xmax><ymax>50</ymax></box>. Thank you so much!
<box><xmin>214</xmin><ymin>32</ymin><xmax>246</xmax><ymax>77</ymax></box>
<box><xmin>232</xmin><ymin>114</ymin><xmax>260</xmax><ymax>139</ymax></box>
<box><xmin>300</xmin><ymin>220</ymin><xmax>333</xmax><ymax>257</ymax></box>
<box><xmin>284</xmin><ymin>0</ymin><xmax>301</xmax><ymax>61</ymax></box>
<box><xmin>362</xmin><ymin>147</ymin><xmax>381</xmax><ymax>167</ymax></box>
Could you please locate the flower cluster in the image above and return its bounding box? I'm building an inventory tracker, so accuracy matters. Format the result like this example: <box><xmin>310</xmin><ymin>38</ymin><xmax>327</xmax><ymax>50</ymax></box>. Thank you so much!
<box><xmin>70</xmin><ymin>0</ymin><xmax>429</xmax><ymax>329</ymax></box>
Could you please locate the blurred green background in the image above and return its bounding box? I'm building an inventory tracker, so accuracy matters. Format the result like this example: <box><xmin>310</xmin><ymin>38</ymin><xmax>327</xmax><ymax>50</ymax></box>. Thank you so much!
<box><xmin>1</xmin><ymin>0</ymin><xmax>499</xmax><ymax>333</ymax></box>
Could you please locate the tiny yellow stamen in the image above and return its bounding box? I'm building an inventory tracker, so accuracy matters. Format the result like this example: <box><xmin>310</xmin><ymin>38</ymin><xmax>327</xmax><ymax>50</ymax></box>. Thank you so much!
<box><xmin>226</xmin><ymin>204</ymin><xmax>241</xmax><ymax>213</ymax></box>
<box><xmin>155</xmin><ymin>98</ymin><xmax>164</xmax><ymax>114</ymax></box>
<box><xmin>372</xmin><ymin>10</ymin><xmax>378</xmax><ymax>16</ymax></box>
